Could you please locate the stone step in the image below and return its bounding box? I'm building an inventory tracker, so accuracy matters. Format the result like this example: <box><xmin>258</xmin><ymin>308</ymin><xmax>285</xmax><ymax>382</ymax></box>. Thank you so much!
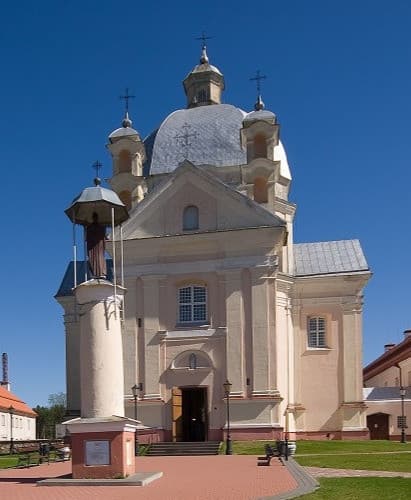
<box><xmin>147</xmin><ymin>441</ymin><xmax>221</xmax><ymax>456</ymax></box>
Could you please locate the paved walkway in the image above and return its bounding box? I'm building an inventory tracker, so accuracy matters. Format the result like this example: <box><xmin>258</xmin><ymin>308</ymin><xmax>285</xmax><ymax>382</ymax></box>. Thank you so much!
<box><xmin>0</xmin><ymin>456</ymin><xmax>298</xmax><ymax>500</ymax></box>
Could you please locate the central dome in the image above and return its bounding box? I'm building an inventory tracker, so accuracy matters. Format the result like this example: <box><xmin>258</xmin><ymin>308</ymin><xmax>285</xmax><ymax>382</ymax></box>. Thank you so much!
<box><xmin>144</xmin><ymin>104</ymin><xmax>247</xmax><ymax>175</ymax></box>
<box><xmin>143</xmin><ymin>104</ymin><xmax>291</xmax><ymax>179</ymax></box>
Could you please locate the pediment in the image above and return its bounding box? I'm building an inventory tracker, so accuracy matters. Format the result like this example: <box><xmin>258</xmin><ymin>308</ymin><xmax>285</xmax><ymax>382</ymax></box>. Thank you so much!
<box><xmin>121</xmin><ymin>161</ymin><xmax>286</xmax><ymax>239</ymax></box>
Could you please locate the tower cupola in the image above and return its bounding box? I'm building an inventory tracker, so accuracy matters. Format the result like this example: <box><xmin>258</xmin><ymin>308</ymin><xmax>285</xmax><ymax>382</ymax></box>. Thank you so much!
<box><xmin>183</xmin><ymin>44</ymin><xmax>225</xmax><ymax>108</ymax></box>
<box><xmin>107</xmin><ymin>91</ymin><xmax>147</xmax><ymax>209</ymax></box>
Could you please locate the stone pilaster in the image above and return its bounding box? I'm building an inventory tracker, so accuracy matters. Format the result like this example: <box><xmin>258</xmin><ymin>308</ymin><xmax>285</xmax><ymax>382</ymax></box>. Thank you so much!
<box><xmin>341</xmin><ymin>297</ymin><xmax>367</xmax><ymax>430</ymax></box>
<box><xmin>219</xmin><ymin>269</ymin><xmax>244</xmax><ymax>395</ymax></box>
<box><xmin>250</xmin><ymin>266</ymin><xmax>275</xmax><ymax>396</ymax></box>
<box><xmin>141</xmin><ymin>275</ymin><xmax>164</xmax><ymax>399</ymax></box>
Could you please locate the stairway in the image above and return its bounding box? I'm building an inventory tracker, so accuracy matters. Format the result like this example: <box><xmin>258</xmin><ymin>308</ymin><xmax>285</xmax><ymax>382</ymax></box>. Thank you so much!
<box><xmin>146</xmin><ymin>441</ymin><xmax>221</xmax><ymax>456</ymax></box>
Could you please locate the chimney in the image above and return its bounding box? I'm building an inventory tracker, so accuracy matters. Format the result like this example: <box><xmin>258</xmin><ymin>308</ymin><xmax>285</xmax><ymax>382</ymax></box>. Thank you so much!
<box><xmin>404</xmin><ymin>329</ymin><xmax>411</xmax><ymax>339</ymax></box>
<box><xmin>1</xmin><ymin>353</ymin><xmax>10</xmax><ymax>391</ymax></box>
<box><xmin>384</xmin><ymin>343</ymin><xmax>396</xmax><ymax>353</ymax></box>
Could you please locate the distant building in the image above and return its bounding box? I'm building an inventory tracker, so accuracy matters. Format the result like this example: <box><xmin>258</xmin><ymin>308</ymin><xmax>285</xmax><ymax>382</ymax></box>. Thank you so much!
<box><xmin>363</xmin><ymin>331</ymin><xmax>411</xmax><ymax>440</ymax></box>
<box><xmin>0</xmin><ymin>386</ymin><xmax>37</xmax><ymax>441</ymax></box>
<box><xmin>57</xmin><ymin>45</ymin><xmax>371</xmax><ymax>441</ymax></box>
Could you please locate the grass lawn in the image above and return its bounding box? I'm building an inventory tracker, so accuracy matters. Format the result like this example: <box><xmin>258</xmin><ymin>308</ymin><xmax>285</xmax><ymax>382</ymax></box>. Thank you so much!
<box><xmin>229</xmin><ymin>440</ymin><xmax>411</xmax><ymax>472</ymax></box>
<box><xmin>295</xmin><ymin>440</ymin><xmax>410</xmax><ymax>454</ymax></box>
<box><xmin>0</xmin><ymin>455</ymin><xmax>18</xmax><ymax>468</ymax></box>
<box><xmin>299</xmin><ymin>477</ymin><xmax>411</xmax><ymax>499</ymax></box>
<box><xmin>295</xmin><ymin>452</ymin><xmax>411</xmax><ymax>472</ymax></box>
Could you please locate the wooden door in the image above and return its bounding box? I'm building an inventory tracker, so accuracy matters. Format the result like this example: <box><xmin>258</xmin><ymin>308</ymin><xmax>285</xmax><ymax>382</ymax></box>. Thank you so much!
<box><xmin>367</xmin><ymin>413</ymin><xmax>389</xmax><ymax>440</ymax></box>
<box><xmin>172</xmin><ymin>387</ymin><xmax>183</xmax><ymax>442</ymax></box>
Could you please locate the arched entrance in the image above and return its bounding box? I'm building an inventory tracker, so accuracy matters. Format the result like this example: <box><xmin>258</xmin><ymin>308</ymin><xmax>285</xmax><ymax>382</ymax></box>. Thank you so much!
<box><xmin>367</xmin><ymin>413</ymin><xmax>390</xmax><ymax>440</ymax></box>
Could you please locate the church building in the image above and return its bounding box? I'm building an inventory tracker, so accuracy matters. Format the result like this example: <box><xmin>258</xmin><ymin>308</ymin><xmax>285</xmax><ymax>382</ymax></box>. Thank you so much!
<box><xmin>57</xmin><ymin>45</ymin><xmax>371</xmax><ymax>441</ymax></box>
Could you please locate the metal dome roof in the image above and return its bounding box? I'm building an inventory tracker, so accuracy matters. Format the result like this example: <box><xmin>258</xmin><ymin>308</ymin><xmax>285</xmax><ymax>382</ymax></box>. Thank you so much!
<box><xmin>143</xmin><ymin>103</ymin><xmax>291</xmax><ymax>179</ymax></box>
<box><xmin>65</xmin><ymin>183</ymin><xmax>129</xmax><ymax>226</ymax></box>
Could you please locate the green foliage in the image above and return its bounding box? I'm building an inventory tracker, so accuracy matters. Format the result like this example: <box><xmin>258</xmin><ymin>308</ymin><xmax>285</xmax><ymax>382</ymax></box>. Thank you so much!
<box><xmin>33</xmin><ymin>392</ymin><xmax>66</xmax><ymax>439</ymax></box>
<box><xmin>299</xmin><ymin>477</ymin><xmax>411</xmax><ymax>499</ymax></box>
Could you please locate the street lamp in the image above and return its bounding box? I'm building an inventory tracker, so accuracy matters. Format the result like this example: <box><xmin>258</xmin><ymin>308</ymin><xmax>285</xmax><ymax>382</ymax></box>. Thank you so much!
<box><xmin>9</xmin><ymin>406</ymin><xmax>14</xmax><ymax>455</ymax></box>
<box><xmin>396</xmin><ymin>363</ymin><xmax>407</xmax><ymax>444</ymax></box>
<box><xmin>223</xmin><ymin>379</ymin><xmax>233</xmax><ymax>455</ymax></box>
<box><xmin>131</xmin><ymin>383</ymin><xmax>143</xmax><ymax>456</ymax></box>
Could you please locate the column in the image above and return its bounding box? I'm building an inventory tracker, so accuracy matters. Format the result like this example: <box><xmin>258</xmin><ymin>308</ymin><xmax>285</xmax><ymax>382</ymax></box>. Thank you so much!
<box><xmin>250</xmin><ymin>266</ymin><xmax>271</xmax><ymax>395</ymax></box>
<box><xmin>75</xmin><ymin>280</ymin><xmax>125</xmax><ymax>418</ymax></box>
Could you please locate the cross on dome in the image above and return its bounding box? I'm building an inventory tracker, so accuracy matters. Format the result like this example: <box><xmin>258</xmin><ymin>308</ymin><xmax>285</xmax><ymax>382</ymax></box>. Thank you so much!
<box><xmin>250</xmin><ymin>70</ymin><xmax>267</xmax><ymax>110</ymax></box>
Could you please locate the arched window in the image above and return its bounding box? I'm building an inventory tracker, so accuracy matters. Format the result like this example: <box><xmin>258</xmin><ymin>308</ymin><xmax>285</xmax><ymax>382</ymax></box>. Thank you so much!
<box><xmin>189</xmin><ymin>353</ymin><xmax>197</xmax><ymax>370</ymax></box>
<box><xmin>253</xmin><ymin>177</ymin><xmax>268</xmax><ymax>203</ymax></box>
<box><xmin>178</xmin><ymin>285</ymin><xmax>207</xmax><ymax>324</ymax></box>
<box><xmin>118</xmin><ymin>150</ymin><xmax>132</xmax><ymax>173</ymax></box>
<box><xmin>254</xmin><ymin>134</ymin><xmax>267</xmax><ymax>158</ymax></box>
<box><xmin>307</xmin><ymin>317</ymin><xmax>327</xmax><ymax>348</ymax></box>
<box><xmin>183</xmin><ymin>205</ymin><xmax>199</xmax><ymax>231</ymax></box>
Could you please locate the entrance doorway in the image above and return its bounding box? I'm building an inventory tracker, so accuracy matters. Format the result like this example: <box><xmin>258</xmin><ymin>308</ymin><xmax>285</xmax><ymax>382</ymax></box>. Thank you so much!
<box><xmin>172</xmin><ymin>387</ymin><xmax>208</xmax><ymax>441</ymax></box>
<box><xmin>367</xmin><ymin>413</ymin><xmax>390</xmax><ymax>440</ymax></box>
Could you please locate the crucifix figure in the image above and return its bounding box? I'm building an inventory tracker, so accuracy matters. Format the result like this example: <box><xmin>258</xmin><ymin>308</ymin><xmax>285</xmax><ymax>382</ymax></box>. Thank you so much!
<box><xmin>175</xmin><ymin>122</ymin><xmax>198</xmax><ymax>160</ymax></box>
<box><xmin>86</xmin><ymin>212</ymin><xmax>107</xmax><ymax>279</ymax></box>
<box><xmin>87</xmin><ymin>161</ymin><xmax>107</xmax><ymax>278</ymax></box>
<box><xmin>119</xmin><ymin>88</ymin><xmax>135</xmax><ymax>113</ymax></box>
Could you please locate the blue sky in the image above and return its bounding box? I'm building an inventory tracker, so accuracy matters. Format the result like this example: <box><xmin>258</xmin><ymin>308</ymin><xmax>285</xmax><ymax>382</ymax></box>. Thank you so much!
<box><xmin>0</xmin><ymin>0</ymin><xmax>410</xmax><ymax>407</ymax></box>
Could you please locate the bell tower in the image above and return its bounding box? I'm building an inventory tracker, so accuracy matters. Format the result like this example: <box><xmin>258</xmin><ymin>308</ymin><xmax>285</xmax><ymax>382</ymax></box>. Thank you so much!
<box><xmin>107</xmin><ymin>90</ymin><xmax>146</xmax><ymax>210</ymax></box>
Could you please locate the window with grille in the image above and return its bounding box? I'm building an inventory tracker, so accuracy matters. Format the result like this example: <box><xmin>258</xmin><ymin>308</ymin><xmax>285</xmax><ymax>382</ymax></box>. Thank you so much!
<box><xmin>397</xmin><ymin>416</ymin><xmax>407</xmax><ymax>429</ymax></box>
<box><xmin>178</xmin><ymin>285</ymin><xmax>207</xmax><ymax>324</ymax></box>
<box><xmin>308</xmin><ymin>317</ymin><xmax>327</xmax><ymax>348</ymax></box>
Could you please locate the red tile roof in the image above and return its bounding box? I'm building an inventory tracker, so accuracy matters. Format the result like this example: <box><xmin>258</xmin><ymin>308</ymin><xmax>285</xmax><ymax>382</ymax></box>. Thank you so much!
<box><xmin>0</xmin><ymin>386</ymin><xmax>37</xmax><ymax>417</ymax></box>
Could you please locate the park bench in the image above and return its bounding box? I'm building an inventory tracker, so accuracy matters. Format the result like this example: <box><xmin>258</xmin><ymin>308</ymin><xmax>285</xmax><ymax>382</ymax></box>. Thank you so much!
<box><xmin>257</xmin><ymin>442</ymin><xmax>281</xmax><ymax>466</ymax></box>
<box><xmin>16</xmin><ymin>445</ymin><xmax>50</xmax><ymax>468</ymax></box>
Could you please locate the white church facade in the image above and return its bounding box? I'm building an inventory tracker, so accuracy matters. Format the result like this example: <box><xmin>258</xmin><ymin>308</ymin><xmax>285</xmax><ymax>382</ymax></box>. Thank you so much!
<box><xmin>57</xmin><ymin>46</ymin><xmax>371</xmax><ymax>441</ymax></box>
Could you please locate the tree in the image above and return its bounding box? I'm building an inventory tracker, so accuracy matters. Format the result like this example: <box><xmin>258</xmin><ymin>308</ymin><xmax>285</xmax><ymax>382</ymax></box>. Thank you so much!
<box><xmin>34</xmin><ymin>393</ymin><xmax>66</xmax><ymax>439</ymax></box>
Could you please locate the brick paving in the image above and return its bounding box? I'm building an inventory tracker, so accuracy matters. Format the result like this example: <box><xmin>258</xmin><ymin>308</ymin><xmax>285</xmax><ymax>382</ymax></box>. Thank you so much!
<box><xmin>0</xmin><ymin>456</ymin><xmax>298</xmax><ymax>500</ymax></box>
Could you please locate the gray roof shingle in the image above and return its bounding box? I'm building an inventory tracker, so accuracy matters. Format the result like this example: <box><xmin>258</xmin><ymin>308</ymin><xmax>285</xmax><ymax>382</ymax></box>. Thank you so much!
<box><xmin>294</xmin><ymin>239</ymin><xmax>369</xmax><ymax>276</ymax></box>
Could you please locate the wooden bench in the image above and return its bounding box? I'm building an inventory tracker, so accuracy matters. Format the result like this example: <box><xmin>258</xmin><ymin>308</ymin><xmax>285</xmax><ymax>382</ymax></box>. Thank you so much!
<box><xmin>16</xmin><ymin>445</ymin><xmax>50</xmax><ymax>468</ymax></box>
<box><xmin>257</xmin><ymin>443</ymin><xmax>280</xmax><ymax>466</ymax></box>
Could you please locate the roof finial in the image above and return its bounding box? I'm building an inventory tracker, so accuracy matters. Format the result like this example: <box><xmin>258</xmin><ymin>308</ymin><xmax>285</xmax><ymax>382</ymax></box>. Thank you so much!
<box><xmin>250</xmin><ymin>70</ymin><xmax>267</xmax><ymax>111</ymax></box>
<box><xmin>119</xmin><ymin>88</ymin><xmax>135</xmax><ymax>127</ymax></box>
<box><xmin>92</xmin><ymin>160</ymin><xmax>103</xmax><ymax>186</ymax></box>
<box><xmin>196</xmin><ymin>31</ymin><xmax>212</xmax><ymax>64</ymax></box>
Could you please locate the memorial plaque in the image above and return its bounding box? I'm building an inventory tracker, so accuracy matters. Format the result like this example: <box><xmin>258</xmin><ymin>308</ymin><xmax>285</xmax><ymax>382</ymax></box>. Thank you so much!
<box><xmin>85</xmin><ymin>440</ymin><xmax>110</xmax><ymax>466</ymax></box>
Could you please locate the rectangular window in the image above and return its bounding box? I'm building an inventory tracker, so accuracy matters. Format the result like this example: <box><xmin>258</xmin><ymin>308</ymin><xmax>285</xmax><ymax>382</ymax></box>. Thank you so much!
<box><xmin>397</xmin><ymin>416</ymin><xmax>407</xmax><ymax>429</ymax></box>
<box><xmin>308</xmin><ymin>317</ymin><xmax>327</xmax><ymax>348</ymax></box>
<box><xmin>1</xmin><ymin>415</ymin><xmax>4</xmax><ymax>426</ymax></box>
<box><xmin>178</xmin><ymin>285</ymin><xmax>207</xmax><ymax>324</ymax></box>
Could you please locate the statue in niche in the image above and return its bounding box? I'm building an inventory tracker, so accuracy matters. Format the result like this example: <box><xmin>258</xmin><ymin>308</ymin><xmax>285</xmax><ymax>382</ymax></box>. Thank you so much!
<box><xmin>86</xmin><ymin>212</ymin><xmax>107</xmax><ymax>278</ymax></box>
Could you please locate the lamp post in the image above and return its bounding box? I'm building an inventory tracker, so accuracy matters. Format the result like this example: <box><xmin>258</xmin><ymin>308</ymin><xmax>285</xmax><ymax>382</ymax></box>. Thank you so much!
<box><xmin>9</xmin><ymin>406</ymin><xmax>14</xmax><ymax>455</ymax></box>
<box><xmin>131</xmin><ymin>383</ymin><xmax>143</xmax><ymax>456</ymax></box>
<box><xmin>396</xmin><ymin>363</ymin><xmax>407</xmax><ymax>444</ymax></box>
<box><xmin>223</xmin><ymin>379</ymin><xmax>232</xmax><ymax>455</ymax></box>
